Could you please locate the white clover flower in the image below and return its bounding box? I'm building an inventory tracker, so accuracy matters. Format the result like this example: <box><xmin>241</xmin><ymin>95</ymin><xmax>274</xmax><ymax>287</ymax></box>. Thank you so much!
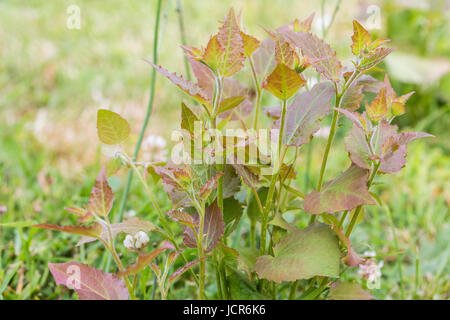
<box><xmin>359</xmin><ymin>258</ymin><xmax>383</xmax><ymax>283</ymax></box>
<box><xmin>123</xmin><ymin>235</ymin><xmax>134</xmax><ymax>249</ymax></box>
<box><xmin>141</xmin><ymin>134</ymin><xmax>168</xmax><ymax>162</ymax></box>
<box><xmin>134</xmin><ymin>231</ymin><xmax>149</xmax><ymax>249</ymax></box>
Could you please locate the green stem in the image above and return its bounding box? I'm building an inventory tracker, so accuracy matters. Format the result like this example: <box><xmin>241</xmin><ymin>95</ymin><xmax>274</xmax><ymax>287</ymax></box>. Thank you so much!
<box><xmin>249</xmin><ymin>57</ymin><xmax>262</xmax><ymax>130</ymax></box>
<box><xmin>175</xmin><ymin>0</ymin><xmax>191</xmax><ymax>80</ymax></box>
<box><xmin>260</xmin><ymin>99</ymin><xmax>287</xmax><ymax>254</ymax></box>
<box><xmin>197</xmin><ymin>203</ymin><xmax>206</xmax><ymax>300</ymax></box>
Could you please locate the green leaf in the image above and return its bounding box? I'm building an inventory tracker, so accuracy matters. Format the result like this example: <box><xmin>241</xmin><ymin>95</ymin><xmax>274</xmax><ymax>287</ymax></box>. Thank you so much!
<box><xmin>246</xmin><ymin>187</ymin><xmax>268</xmax><ymax>222</ymax></box>
<box><xmin>358</xmin><ymin>47</ymin><xmax>394</xmax><ymax>71</ymax></box>
<box><xmin>329</xmin><ymin>281</ymin><xmax>374</xmax><ymax>300</ymax></box>
<box><xmin>254</xmin><ymin>223</ymin><xmax>340</xmax><ymax>283</ymax></box>
<box><xmin>105</xmin><ymin>156</ymin><xmax>122</xmax><ymax>177</ymax></box>
<box><xmin>228</xmin><ymin>269</ymin><xmax>269</xmax><ymax>300</ymax></box>
<box><xmin>237</xmin><ymin>248</ymin><xmax>259</xmax><ymax>280</ymax></box>
<box><xmin>118</xmin><ymin>242</ymin><xmax>173</xmax><ymax>276</ymax></box>
<box><xmin>303</xmin><ymin>165</ymin><xmax>375</xmax><ymax>215</ymax></box>
<box><xmin>217</xmin><ymin>96</ymin><xmax>246</xmax><ymax>115</ymax></box>
<box><xmin>263</xmin><ymin>63</ymin><xmax>306</xmax><ymax>100</ymax></box>
<box><xmin>181</xmin><ymin>102</ymin><xmax>200</xmax><ymax>136</ymax></box>
<box><xmin>97</xmin><ymin>109</ymin><xmax>130</xmax><ymax>145</ymax></box>
<box><xmin>350</xmin><ymin>20</ymin><xmax>372</xmax><ymax>56</ymax></box>
<box><xmin>222</xmin><ymin>197</ymin><xmax>243</xmax><ymax>225</ymax></box>
<box><xmin>280</xmin><ymin>82</ymin><xmax>335</xmax><ymax>146</ymax></box>
<box><xmin>1</xmin><ymin>221</ymin><xmax>37</xmax><ymax>228</ymax></box>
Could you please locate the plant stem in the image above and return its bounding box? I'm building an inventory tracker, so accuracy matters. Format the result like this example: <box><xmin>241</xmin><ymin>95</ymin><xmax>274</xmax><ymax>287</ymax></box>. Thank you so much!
<box><xmin>260</xmin><ymin>99</ymin><xmax>287</xmax><ymax>254</ymax></box>
<box><xmin>175</xmin><ymin>0</ymin><xmax>191</xmax><ymax>80</ymax></box>
<box><xmin>249</xmin><ymin>57</ymin><xmax>262</xmax><ymax>130</ymax></box>
<box><xmin>197</xmin><ymin>203</ymin><xmax>206</xmax><ymax>300</ymax></box>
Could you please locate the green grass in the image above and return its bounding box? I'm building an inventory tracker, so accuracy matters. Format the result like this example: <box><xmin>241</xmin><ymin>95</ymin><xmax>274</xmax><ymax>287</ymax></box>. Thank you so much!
<box><xmin>0</xmin><ymin>0</ymin><xmax>449</xmax><ymax>300</ymax></box>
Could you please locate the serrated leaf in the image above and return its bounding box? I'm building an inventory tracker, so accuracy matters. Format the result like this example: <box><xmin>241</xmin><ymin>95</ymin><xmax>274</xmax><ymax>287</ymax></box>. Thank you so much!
<box><xmin>241</xmin><ymin>32</ymin><xmax>260</xmax><ymax>56</ymax></box>
<box><xmin>150</xmin><ymin>63</ymin><xmax>209</xmax><ymax>104</ymax></box>
<box><xmin>366</xmin><ymin>86</ymin><xmax>388</xmax><ymax>122</ymax></box>
<box><xmin>232</xmin><ymin>163</ymin><xmax>260</xmax><ymax>190</ymax></box>
<box><xmin>87</xmin><ymin>167</ymin><xmax>114</xmax><ymax>217</ymax></box>
<box><xmin>181</xmin><ymin>102</ymin><xmax>200</xmax><ymax>136</ymax></box>
<box><xmin>97</xmin><ymin>109</ymin><xmax>130</xmax><ymax>145</ymax></box>
<box><xmin>358</xmin><ymin>47</ymin><xmax>394</xmax><ymax>71</ymax></box>
<box><xmin>263</xmin><ymin>63</ymin><xmax>306</xmax><ymax>100</ymax></box>
<box><xmin>283</xmin><ymin>31</ymin><xmax>342</xmax><ymax>82</ymax></box>
<box><xmin>183</xmin><ymin>201</ymin><xmax>225</xmax><ymax>253</ymax></box>
<box><xmin>351</xmin><ymin>20</ymin><xmax>372</xmax><ymax>56</ymax></box>
<box><xmin>279</xmin><ymin>82</ymin><xmax>334</xmax><ymax>146</ymax></box>
<box><xmin>48</xmin><ymin>262</ymin><xmax>129</xmax><ymax>300</ymax></box>
<box><xmin>304</xmin><ymin>165</ymin><xmax>375</xmax><ymax>215</ymax></box>
<box><xmin>199</xmin><ymin>172</ymin><xmax>223</xmax><ymax>199</ymax></box>
<box><xmin>254</xmin><ymin>223</ymin><xmax>340</xmax><ymax>283</ymax></box>
<box><xmin>265</xmin><ymin>29</ymin><xmax>298</xmax><ymax>69</ymax></box>
<box><xmin>217</xmin><ymin>8</ymin><xmax>245</xmax><ymax>77</ymax></box>
<box><xmin>118</xmin><ymin>242</ymin><xmax>173</xmax><ymax>276</ymax></box>
<box><xmin>188</xmin><ymin>57</ymin><xmax>215</xmax><ymax>100</ymax></box>
<box><xmin>329</xmin><ymin>282</ymin><xmax>373</xmax><ymax>300</ymax></box>
<box><xmin>202</xmin><ymin>34</ymin><xmax>224</xmax><ymax>73</ymax></box>
<box><xmin>222</xmin><ymin>165</ymin><xmax>241</xmax><ymax>198</ymax></box>
<box><xmin>252</xmin><ymin>37</ymin><xmax>276</xmax><ymax>76</ymax></box>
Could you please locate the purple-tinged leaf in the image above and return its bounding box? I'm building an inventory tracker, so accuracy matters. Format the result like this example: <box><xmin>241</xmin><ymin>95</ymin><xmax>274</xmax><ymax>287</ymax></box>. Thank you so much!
<box><xmin>264</xmin><ymin>106</ymin><xmax>281</xmax><ymax>119</ymax></box>
<box><xmin>329</xmin><ymin>224</ymin><xmax>364</xmax><ymax>267</ymax></box>
<box><xmin>303</xmin><ymin>165</ymin><xmax>375</xmax><ymax>215</ymax></box>
<box><xmin>188</xmin><ymin>57</ymin><xmax>215</xmax><ymax>100</ymax></box>
<box><xmin>183</xmin><ymin>201</ymin><xmax>225</xmax><ymax>253</ymax></box>
<box><xmin>32</xmin><ymin>223</ymin><xmax>102</xmax><ymax>239</ymax></box>
<box><xmin>118</xmin><ymin>242</ymin><xmax>173</xmax><ymax>276</ymax></box>
<box><xmin>168</xmin><ymin>257</ymin><xmax>207</xmax><ymax>283</ymax></box>
<box><xmin>149</xmin><ymin>63</ymin><xmax>209</xmax><ymax>104</ymax></box>
<box><xmin>282</xmin><ymin>31</ymin><xmax>342</xmax><ymax>82</ymax></box>
<box><xmin>252</xmin><ymin>37</ymin><xmax>276</xmax><ymax>76</ymax></box>
<box><xmin>87</xmin><ymin>167</ymin><xmax>114</xmax><ymax>218</ymax></box>
<box><xmin>231</xmin><ymin>163</ymin><xmax>260</xmax><ymax>189</ymax></box>
<box><xmin>277</xmin><ymin>82</ymin><xmax>335</xmax><ymax>146</ymax></box>
<box><xmin>199</xmin><ymin>172</ymin><xmax>224</xmax><ymax>199</ymax></box>
<box><xmin>217</xmin><ymin>8</ymin><xmax>245</xmax><ymax>77</ymax></box>
<box><xmin>255</xmin><ymin>223</ymin><xmax>340</xmax><ymax>283</ymax></box>
<box><xmin>166</xmin><ymin>209</ymin><xmax>197</xmax><ymax>227</ymax></box>
<box><xmin>48</xmin><ymin>262</ymin><xmax>129</xmax><ymax>300</ymax></box>
<box><xmin>329</xmin><ymin>282</ymin><xmax>373</xmax><ymax>300</ymax></box>
<box><xmin>218</xmin><ymin>78</ymin><xmax>253</xmax><ymax>120</ymax></box>
<box><xmin>340</xmin><ymin>83</ymin><xmax>364</xmax><ymax>111</ymax></box>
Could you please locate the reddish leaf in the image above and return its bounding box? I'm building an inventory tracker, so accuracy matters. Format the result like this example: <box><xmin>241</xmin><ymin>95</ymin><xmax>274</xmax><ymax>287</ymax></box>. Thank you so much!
<box><xmin>202</xmin><ymin>34</ymin><xmax>224</xmax><ymax>73</ymax></box>
<box><xmin>166</xmin><ymin>209</ymin><xmax>197</xmax><ymax>227</ymax></box>
<box><xmin>87</xmin><ymin>167</ymin><xmax>114</xmax><ymax>217</ymax></box>
<box><xmin>283</xmin><ymin>31</ymin><xmax>342</xmax><ymax>82</ymax></box>
<box><xmin>149</xmin><ymin>63</ymin><xmax>209</xmax><ymax>104</ymax></box>
<box><xmin>199</xmin><ymin>172</ymin><xmax>224</xmax><ymax>199</ymax></box>
<box><xmin>252</xmin><ymin>37</ymin><xmax>276</xmax><ymax>76</ymax></box>
<box><xmin>118</xmin><ymin>242</ymin><xmax>173</xmax><ymax>276</ymax></box>
<box><xmin>168</xmin><ymin>257</ymin><xmax>207</xmax><ymax>283</ymax></box>
<box><xmin>217</xmin><ymin>8</ymin><xmax>245</xmax><ymax>77</ymax></box>
<box><xmin>32</xmin><ymin>223</ymin><xmax>102</xmax><ymax>239</ymax></box>
<box><xmin>183</xmin><ymin>201</ymin><xmax>225</xmax><ymax>253</ymax></box>
<box><xmin>218</xmin><ymin>78</ymin><xmax>253</xmax><ymax>120</ymax></box>
<box><xmin>329</xmin><ymin>224</ymin><xmax>364</xmax><ymax>267</ymax></box>
<box><xmin>188</xmin><ymin>57</ymin><xmax>215</xmax><ymax>100</ymax></box>
<box><xmin>304</xmin><ymin>165</ymin><xmax>375</xmax><ymax>215</ymax></box>
<box><xmin>340</xmin><ymin>83</ymin><xmax>364</xmax><ymax>111</ymax></box>
<box><xmin>48</xmin><ymin>262</ymin><xmax>129</xmax><ymax>300</ymax></box>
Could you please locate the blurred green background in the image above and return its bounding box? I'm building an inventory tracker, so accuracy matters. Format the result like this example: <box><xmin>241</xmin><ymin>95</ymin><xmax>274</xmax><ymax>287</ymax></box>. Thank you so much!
<box><xmin>0</xmin><ymin>0</ymin><xmax>448</xmax><ymax>299</ymax></box>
